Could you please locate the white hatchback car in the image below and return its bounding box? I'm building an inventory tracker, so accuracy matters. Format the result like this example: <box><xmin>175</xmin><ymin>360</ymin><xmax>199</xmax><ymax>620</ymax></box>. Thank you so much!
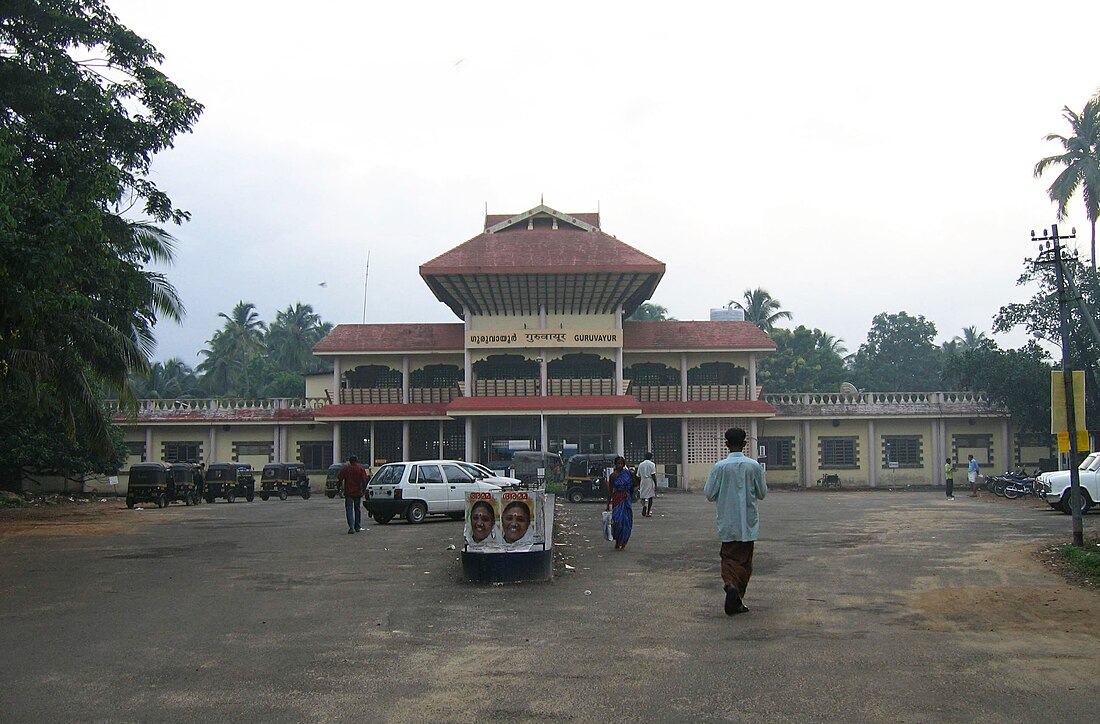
<box><xmin>364</xmin><ymin>460</ymin><xmax>519</xmax><ymax>524</ymax></box>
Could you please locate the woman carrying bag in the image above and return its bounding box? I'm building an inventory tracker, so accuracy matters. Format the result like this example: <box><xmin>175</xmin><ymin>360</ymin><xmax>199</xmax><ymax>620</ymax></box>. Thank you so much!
<box><xmin>606</xmin><ymin>456</ymin><xmax>636</xmax><ymax>551</ymax></box>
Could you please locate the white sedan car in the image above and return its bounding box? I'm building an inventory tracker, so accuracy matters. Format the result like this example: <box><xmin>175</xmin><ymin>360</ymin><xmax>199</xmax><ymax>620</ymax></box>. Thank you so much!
<box><xmin>1040</xmin><ymin>452</ymin><xmax>1100</xmax><ymax>515</ymax></box>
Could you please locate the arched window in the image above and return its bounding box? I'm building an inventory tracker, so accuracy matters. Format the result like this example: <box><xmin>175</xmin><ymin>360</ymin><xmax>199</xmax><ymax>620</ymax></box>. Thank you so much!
<box><xmin>344</xmin><ymin>365</ymin><xmax>402</xmax><ymax>388</ymax></box>
<box><xmin>625</xmin><ymin>362</ymin><xmax>680</xmax><ymax>385</ymax></box>
<box><xmin>687</xmin><ymin>362</ymin><xmax>746</xmax><ymax>386</ymax></box>
<box><xmin>409</xmin><ymin>364</ymin><xmax>463</xmax><ymax>387</ymax></box>
<box><xmin>547</xmin><ymin>353</ymin><xmax>613</xmax><ymax>379</ymax></box>
<box><xmin>472</xmin><ymin>354</ymin><xmax>539</xmax><ymax>380</ymax></box>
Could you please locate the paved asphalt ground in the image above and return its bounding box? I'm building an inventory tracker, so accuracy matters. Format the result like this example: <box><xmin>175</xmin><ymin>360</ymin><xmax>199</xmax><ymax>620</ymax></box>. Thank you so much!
<box><xmin>1</xmin><ymin>489</ymin><xmax>1098</xmax><ymax>723</ymax></box>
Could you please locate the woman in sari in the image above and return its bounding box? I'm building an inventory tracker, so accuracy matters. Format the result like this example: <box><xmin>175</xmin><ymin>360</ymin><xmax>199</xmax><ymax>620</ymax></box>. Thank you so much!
<box><xmin>606</xmin><ymin>455</ymin><xmax>635</xmax><ymax>550</ymax></box>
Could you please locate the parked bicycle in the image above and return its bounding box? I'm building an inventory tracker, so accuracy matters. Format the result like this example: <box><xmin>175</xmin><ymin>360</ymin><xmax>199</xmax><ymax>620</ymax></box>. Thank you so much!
<box><xmin>817</xmin><ymin>473</ymin><xmax>842</xmax><ymax>489</ymax></box>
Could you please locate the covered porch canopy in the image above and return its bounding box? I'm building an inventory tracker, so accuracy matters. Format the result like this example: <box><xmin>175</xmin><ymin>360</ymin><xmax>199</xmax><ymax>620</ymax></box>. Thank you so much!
<box><xmin>420</xmin><ymin>205</ymin><xmax>666</xmax><ymax>318</ymax></box>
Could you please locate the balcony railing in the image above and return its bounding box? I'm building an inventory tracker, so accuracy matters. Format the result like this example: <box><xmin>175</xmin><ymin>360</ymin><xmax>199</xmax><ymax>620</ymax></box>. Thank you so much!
<box><xmin>763</xmin><ymin>391</ymin><xmax>1004</xmax><ymax>415</ymax></box>
<box><xmin>107</xmin><ymin>398</ymin><xmax>328</xmax><ymax>414</ymax></box>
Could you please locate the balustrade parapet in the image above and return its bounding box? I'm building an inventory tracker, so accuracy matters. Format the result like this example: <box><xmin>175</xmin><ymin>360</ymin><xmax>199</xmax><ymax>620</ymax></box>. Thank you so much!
<box><xmin>763</xmin><ymin>390</ymin><xmax>1005</xmax><ymax>413</ymax></box>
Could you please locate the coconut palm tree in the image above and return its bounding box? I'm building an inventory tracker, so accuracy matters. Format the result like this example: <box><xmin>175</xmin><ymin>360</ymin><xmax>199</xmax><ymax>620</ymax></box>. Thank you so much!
<box><xmin>814</xmin><ymin>330</ymin><xmax>847</xmax><ymax>356</ymax></box>
<box><xmin>197</xmin><ymin>302</ymin><xmax>267</xmax><ymax>396</ymax></box>
<box><xmin>953</xmin><ymin>326</ymin><xmax>989</xmax><ymax>352</ymax></box>
<box><xmin>267</xmin><ymin>303</ymin><xmax>324</xmax><ymax>372</ymax></box>
<box><xmin>729</xmin><ymin>288</ymin><xmax>793</xmax><ymax>333</ymax></box>
<box><xmin>627</xmin><ymin>302</ymin><xmax>674</xmax><ymax>321</ymax></box>
<box><xmin>1035</xmin><ymin>95</ymin><xmax>1100</xmax><ymax>273</ymax></box>
<box><xmin>131</xmin><ymin>358</ymin><xmax>198</xmax><ymax>399</ymax></box>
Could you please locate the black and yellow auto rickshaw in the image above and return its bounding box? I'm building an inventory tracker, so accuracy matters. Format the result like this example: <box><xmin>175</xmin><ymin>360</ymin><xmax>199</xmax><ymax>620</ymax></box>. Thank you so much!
<box><xmin>126</xmin><ymin>462</ymin><xmax>198</xmax><ymax>508</ymax></box>
<box><xmin>325</xmin><ymin>462</ymin><xmax>347</xmax><ymax>498</ymax></box>
<box><xmin>167</xmin><ymin>462</ymin><xmax>201</xmax><ymax>505</ymax></box>
<box><xmin>204</xmin><ymin>463</ymin><xmax>256</xmax><ymax>503</ymax></box>
<box><xmin>259</xmin><ymin>463</ymin><xmax>311</xmax><ymax>501</ymax></box>
<box><xmin>563</xmin><ymin>453</ymin><xmax>619</xmax><ymax>503</ymax></box>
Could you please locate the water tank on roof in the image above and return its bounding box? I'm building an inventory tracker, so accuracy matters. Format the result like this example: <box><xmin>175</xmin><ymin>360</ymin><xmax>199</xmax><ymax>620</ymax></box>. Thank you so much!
<box><xmin>710</xmin><ymin>307</ymin><xmax>745</xmax><ymax>321</ymax></box>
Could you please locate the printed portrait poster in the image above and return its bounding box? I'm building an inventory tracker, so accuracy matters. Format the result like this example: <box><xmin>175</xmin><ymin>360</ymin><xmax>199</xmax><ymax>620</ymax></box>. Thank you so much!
<box><xmin>464</xmin><ymin>491</ymin><xmax>502</xmax><ymax>549</ymax></box>
<box><xmin>499</xmin><ymin>490</ymin><xmax>543</xmax><ymax>551</ymax></box>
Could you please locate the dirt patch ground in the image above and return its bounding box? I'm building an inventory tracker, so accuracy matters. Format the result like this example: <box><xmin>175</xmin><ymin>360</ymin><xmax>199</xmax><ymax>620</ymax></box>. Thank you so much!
<box><xmin>0</xmin><ymin>498</ymin><xmax>150</xmax><ymax>537</ymax></box>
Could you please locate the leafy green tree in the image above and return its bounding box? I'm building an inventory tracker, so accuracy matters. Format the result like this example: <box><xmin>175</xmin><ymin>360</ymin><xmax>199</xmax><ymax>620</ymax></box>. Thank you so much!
<box><xmin>954</xmin><ymin>326</ymin><xmax>989</xmax><ymax>351</ymax></box>
<box><xmin>197</xmin><ymin>301</ymin><xmax>267</xmax><ymax>397</ymax></box>
<box><xmin>849</xmin><ymin>312</ymin><xmax>942</xmax><ymax>391</ymax></box>
<box><xmin>130</xmin><ymin>357</ymin><xmax>199</xmax><ymax>399</ymax></box>
<box><xmin>729</xmin><ymin>288</ymin><xmax>792</xmax><ymax>332</ymax></box>
<box><xmin>627</xmin><ymin>302</ymin><xmax>675</xmax><ymax>321</ymax></box>
<box><xmin>942</xmin><ymin>340</ymin><xmax>1053</xmax><ymax>433</ymax></box>
<box><xmin>0</xmin><ymin>1</ymin><xmax>202</xmax><ymax>474</ymax></box>
<box><xmin>995</xmin><ymin>254</ymin><xmax>1100</xmax><ymax>429</ymax></box>
<box><xmin>758</xmin><ymin>326</ymin><xmax>848</xmax><ymax>393</ymax></box>
<box><xmin>267</xmin><ymin>303</ymin><xmax>330</xmax><ymax>373</ymax></box>
<box><xmin>1035</xmin><ymin>95</ymin><xmax>1100</xmax><ymax>273</ymax></box>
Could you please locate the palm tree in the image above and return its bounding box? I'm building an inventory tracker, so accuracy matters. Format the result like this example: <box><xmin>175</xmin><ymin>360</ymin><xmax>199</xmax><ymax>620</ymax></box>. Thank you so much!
<box><xmin>131</xmin><ymin>358</ymin><xmax>198</xmax><ymax>399</ymax></box>
<box><xmin>197</xmin><ymin>302</ymin><xmax>267</xmax><ymax>396</ymax></box>
<box><xmin>267</xmin><ymin>303</ymin><xmax>324</xmax><ymax>372</ymax></box>
<box><xmin>1035</xmin><ymin>95</ymin><xmax>1100</xmax><ymax>273</ymax></box>
<box><xmin>627</xmin><ymin>302</ymin><xmax>674</xmax><ymax>321</ymax></box>
<box><xmin>729</xmin><ymin>288</ymin><xmax>793</xmax><ymax>333</ymax></box>
<box><xmin>953</xmin><ymin>326</ymin><xmax>989</xmax><ymax>352</ymax></box>
<box><xmin>814</xmin><ymin>330</ymin><xmax>847</xmax><ymax>356</ymax></box>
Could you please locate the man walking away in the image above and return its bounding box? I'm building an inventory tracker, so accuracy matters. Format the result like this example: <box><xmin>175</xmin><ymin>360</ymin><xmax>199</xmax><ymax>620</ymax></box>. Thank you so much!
<box><xmin>637</xmin><ymin>452</ymin><xmax>658</xmax><ymax>517</ymax></box>
<box><xmin>944</xmin><ymin>457</ymin><xmax>954</xmax><ymax>500</ymax></box>
<box><xmin>704</xmin><ymin>428</ymin><xmax>767</xmax><ymax>616</ymax></box>
<box><xmin>967</xmin><ymin>454</ymin><xmax>979</xmax><ymax>498</ymax></box>
<box><xmin>338</xmin><ymin>456</ymin><xmax>370</xmax><ymax>534</ymax></box>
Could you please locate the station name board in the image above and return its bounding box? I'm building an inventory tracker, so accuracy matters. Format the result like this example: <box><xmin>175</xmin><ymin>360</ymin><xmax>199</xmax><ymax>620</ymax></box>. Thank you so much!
<box><xmin>467</xmin><ymin>330</ymin><xmax>622</xmax><ymax>349</ymax></box>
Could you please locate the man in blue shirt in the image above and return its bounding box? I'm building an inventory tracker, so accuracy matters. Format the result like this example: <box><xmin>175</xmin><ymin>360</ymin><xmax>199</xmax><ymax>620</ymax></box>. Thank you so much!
<box><xmin>704</xmin><ymin>427</ymin><xmax>767</xmax><ymax>616</ymax></box>
<box><xmin>967</xmin><ymin>454</ymin><xmax>980</xmax><ymax>498</ymax></box>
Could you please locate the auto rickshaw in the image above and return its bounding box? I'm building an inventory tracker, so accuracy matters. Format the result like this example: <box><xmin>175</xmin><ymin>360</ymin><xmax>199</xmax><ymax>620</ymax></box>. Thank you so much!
<box><xmin>204</xmin><ymin>463</ymin><xmax>256</xmax><ymax>503</ymax></box>
<box><xmin>325</xmin><ymin>462</ymin><xmax>347</xmax><ymax>498</ymax></box>
<box><xmin>126</xmin><ymin>462</ymin><xmax>197</xmax><ymax>508</ymax></box>
<box><xmin>259</xmin><ymin>463</ymin><xmax>311</xmax><ymax>501</ymax></box>
<box><xmin>563</xmin><ymin>453</ymin><xmax>640</xmax><ymax>504</ymax></box>
<box><xmin>166</xmin><ymin>462</ymin><xmax>201</xmax><ymax>505</ymax></box>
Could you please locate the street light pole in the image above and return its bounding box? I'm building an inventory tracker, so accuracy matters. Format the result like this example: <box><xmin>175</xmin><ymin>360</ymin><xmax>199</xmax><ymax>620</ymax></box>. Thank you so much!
<box><xmin>1034</xmin><ymin>224</ymin><xmax>1085</xmax><ymax>547</ymax></box>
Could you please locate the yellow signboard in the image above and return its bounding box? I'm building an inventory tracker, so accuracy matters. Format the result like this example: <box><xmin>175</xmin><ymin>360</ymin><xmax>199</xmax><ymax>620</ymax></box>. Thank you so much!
<box><xmin>466</xmin><ymin>330</ymin><xmax>622</xmax><ymax>349</ymax></box>
<box><xmin>1056</xmin><ymin>431</ymin><xmax>1091</xmax><ymax>454</ymax></box>
<box><xmin>1050</xmin><ymin>370</ymin><xmax>1086</xmax><ymax>433</ymax></box>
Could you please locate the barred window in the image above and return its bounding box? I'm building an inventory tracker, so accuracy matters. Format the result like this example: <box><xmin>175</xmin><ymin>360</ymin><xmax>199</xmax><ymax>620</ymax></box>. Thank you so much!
<box><xmin>163</xmin><ymin>441</ymin><xmax>201</xmax><ymax>464</ymax></box>
<box><xmin>234</xmin><ymin>441</ymin><xmax>273</xmax><ymax>458</ymax></box>
<box><xmin>883</xmin><ymin>436</ymin><xmax>922</xmax><ymax>468</ymax></box>
<box><xmin>298</xmin><ymin>441</ymin><xmax>333</xmax><ymax>471</ymax></box>
<box><xmin>759</xmin><ymin>437</ymin><xmax>795</xmax><ymax>469</ymax></box>
<box><xmin>820</xmin><ymin>437</ymin><xmax>858</xmax><ymax>468</ymax></box>
<box><xmin>125</xmin><ymin>442</ymin><xmax>146</xmax><ymax>461</ymax></box>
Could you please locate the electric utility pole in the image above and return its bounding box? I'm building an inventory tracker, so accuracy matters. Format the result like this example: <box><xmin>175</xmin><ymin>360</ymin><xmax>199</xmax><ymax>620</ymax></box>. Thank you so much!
<box><xmin>1034</xmin><ymin>224</ymin><xmax>1085</xmax><ymax>547</ymax></box>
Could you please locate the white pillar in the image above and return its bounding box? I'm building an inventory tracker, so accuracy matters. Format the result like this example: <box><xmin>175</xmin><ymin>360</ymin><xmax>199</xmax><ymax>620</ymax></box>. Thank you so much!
<box><xmin>868</xmin><ymin>420</ymin><xmax>876</xmax><ymax>488</ymax></box>
<box><xmin>465</xmin><ymin>418</ymin><xmax>475</xmax><ymax>463</ymax></box>
<box><xmin>801</xmin><ymin>420</ymin><xmax>811</xmax><ymax>487</ymax></box>
<box><xmin>439</xmin><ymin>421</ymin><xmax>445</xmax><ymax>458</ymax></box>
<box><xmin>1002</xmin><ymin>418</ymin><xmax>1011</xmax><ymax>472</ymax></box>
<box><xmin>749</xmin><ymin>354</ymin><xmax>757</xmax><ymax>400</ymax></box>
<box><xmin>646</xmin><ymin>419</ymin><xmax>653</xmax><ymax>453</ymax></box>
<box><xmin>369</xmin><ymin>422</ymin><xmax>376</xmax><ymax>466</ymax></box>
<box><xmin>333</xmin><ymin>422</ymin><xmax>342</xmax><ymax>464</ymax></box>
<box><xmin>333</xmin><ymin>356</ymin><xmax>342</xmax><ymax>404</ymax></box>
<box><xmin>680</xmin><ymin>418</ymin><xmax>689</xmax><ymax>489</ymax></box>
<box><xmin>145</xmin><ymin>427</ymin><xmax>153</xmax><ymax>463</ymax></box>
<box><xmin>464</xmin><ymin>306</ymin><xmax>472</xmax><ymax>396</ymax></box>
<box><xmin>680</xmin><ymin>353</ymin><xmax>688</xmax><ymax>402</ymax></box>
<box><xmin>208</xmin><ymin>426</ymin><xmax>216</xmax><ymax>464</ymax></box>
<box><xmin>273</xmin><ymin>426</ymin><xmax>281</xmax><ymax>462</ymax></box>
<box><xmin>402</xmin><ymin>356</ymin><xmax>409</xmax><ymax>403</ymax></box>
<box><xmin>749</xmin><ymin>419</ymin><xmax>758</xmax><ymax>458</ymax></box>
<box><xmin>540</xmin><ymin>350</ymin><xmax>547</xmax><ymax>396</ymax></box>
<box><xmin>615</xmin><ymin>416</ymin><xmax>625</xmax><ymax>456</ymax></box>
<box><xmin>402</xmin><ymin>421</ymin><xmax>410</xmax><ymax>460</ymax></box>
<box><xmin>615</xmin><ymin>305</ymin><xmax>624</xmax><ymax>395</ymax></box>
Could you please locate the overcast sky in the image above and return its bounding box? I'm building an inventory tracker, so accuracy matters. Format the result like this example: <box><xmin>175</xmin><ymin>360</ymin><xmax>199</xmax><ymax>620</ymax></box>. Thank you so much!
<box><xmin>110</xmin><ymin>0</ymin><xmax>1100</xmax><ymax>367</ymax></box>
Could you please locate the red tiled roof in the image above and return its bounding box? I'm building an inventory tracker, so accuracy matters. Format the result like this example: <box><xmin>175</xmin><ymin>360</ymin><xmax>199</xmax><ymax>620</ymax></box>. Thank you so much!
<box><xmin>314</xmin><ymin>323</ymin><xmax>465</xmax><ymax>354</ymax></box>
<box><xmin>639</xmin><ymin>400</ymin><xmax>777</xmax><ymax>416</ymax></box>
<box><xmin>313</xmin><ymin>403</ymin><xmax>450</xmax><ymax>419</ymax></box>
<box><xmin>624</xmin><ymin>321</ymin><xmax>776</xmax><ymax>351</ymax></box>
<box><xmin>420</xmin><ymin>226</ymin><xmax>665</xmax><ymax>276</ymax></box>
<box><xmin>446</xmin><ymin>395</ymin><xmax>642</xmax><ymax>414</ymax></box>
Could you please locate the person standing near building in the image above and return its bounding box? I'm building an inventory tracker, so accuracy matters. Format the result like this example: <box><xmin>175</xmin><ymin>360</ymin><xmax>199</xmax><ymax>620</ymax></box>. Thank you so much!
<box><xmin>943</xmin><ymin>457</ymin><xmax>954</xmax><ymax>500</ymax></box>
<box><xmin>967</xmin><ymin>454</ymin><xmax>980</xmax><ymax>498</ymax></box>
<box><xmin>704</xmin><ymin>428</ymin><xmax>767</xmax><ymax>617</ymax></box>
<box><xmin>637</xmin><ymin>452</ymin><xmax>658</xmax><ymax>517</ymax></box>
<box><xmin>338</xmin><ymin>455</ymin><xmax>370</xmax><ymax>534</ymax></box>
